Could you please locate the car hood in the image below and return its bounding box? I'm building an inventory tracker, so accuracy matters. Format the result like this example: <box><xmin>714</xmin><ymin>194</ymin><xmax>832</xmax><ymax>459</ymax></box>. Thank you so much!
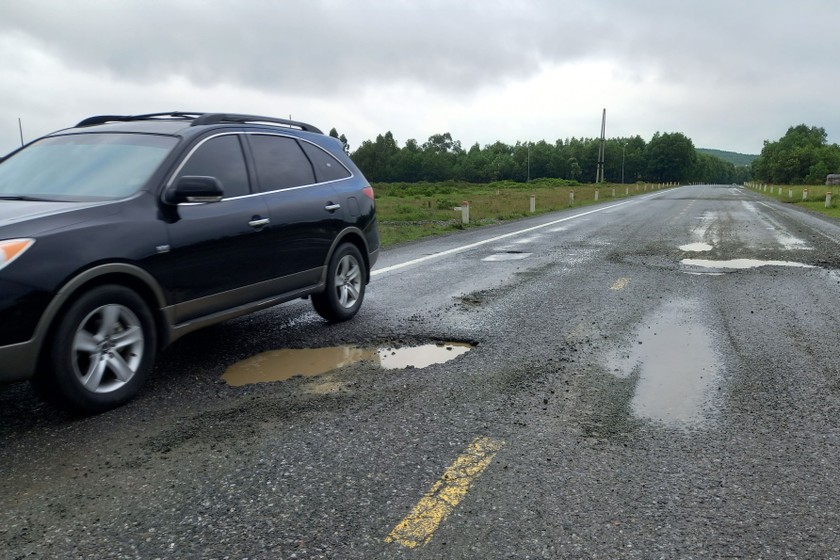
<box><xmin>0</xmin><ymin>199</ymin><xmax>114</xmax><ymax>229</ymax></box>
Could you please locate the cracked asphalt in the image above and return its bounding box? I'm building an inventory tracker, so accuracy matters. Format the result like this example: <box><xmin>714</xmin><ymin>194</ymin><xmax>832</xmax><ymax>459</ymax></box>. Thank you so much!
<box><xmin>3</xmin><ymin>185</ymin><xmax>840</xmax><ymax>559</ymax></box>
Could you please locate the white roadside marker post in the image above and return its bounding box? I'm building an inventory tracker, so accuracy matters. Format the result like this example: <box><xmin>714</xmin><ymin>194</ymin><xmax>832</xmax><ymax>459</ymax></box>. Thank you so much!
<box><xmin>453</xmin><ymin>201</ymin><xmax>470</xmax><ymax>224</ymax></box>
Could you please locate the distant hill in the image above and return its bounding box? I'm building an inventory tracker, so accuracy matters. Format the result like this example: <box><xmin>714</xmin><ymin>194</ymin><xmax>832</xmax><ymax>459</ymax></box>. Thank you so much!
<box><xmin>697</xmin><ymin>148</ymin><xmax>758</xmax><ymax>167</ymax></box>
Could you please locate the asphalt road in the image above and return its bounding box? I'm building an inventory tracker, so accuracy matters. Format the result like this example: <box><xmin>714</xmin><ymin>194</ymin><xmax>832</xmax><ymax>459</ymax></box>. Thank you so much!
<box><xmin>3</xmin><ymin>184</ymin><xmax>840</xmax><ymax>559</ymax></box>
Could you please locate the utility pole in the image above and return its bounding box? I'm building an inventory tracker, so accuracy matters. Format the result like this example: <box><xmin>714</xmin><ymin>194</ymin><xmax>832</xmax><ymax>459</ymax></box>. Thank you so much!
<box><xmin>622</xmin><ymin>142</ymin><xmax>628</xmax><ymax>184</ymax></box>
<box><xmin>18</xmin><ymin>118</ymin><xmax>24</xmax><ymax>146</ymax></box>
<box><xmin>595</xmin><ymin>109</ymin><xmax>606</xmax><ymax>183</ymax></box>
<box><xmin>526</xmin><ymin>142</ymin><xmax>530</xmax><ymax>182</ymax></box>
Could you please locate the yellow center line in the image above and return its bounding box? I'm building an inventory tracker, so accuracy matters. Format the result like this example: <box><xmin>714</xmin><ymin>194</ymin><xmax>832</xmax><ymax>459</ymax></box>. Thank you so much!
<box><xmin>611</xmin><ymin>277</ymin><xmax>630</xmax><ymax>290</ymax></box>
<box><xmin>385</xmin><ymin>436</ymin><xmax>505</xmax><ymax>549</ymax></box>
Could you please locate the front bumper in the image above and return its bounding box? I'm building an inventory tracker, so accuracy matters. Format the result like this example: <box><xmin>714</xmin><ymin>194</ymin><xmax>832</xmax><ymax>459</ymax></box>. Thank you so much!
<box><xmin>0</xmin><ymin>279</ymin><xmax>49</xmax><ymax>382</ymax></box>
<box><xmin>0</xmin><ymin>339</ymin><xmax>39</xmax><ymax>382</ymax></box>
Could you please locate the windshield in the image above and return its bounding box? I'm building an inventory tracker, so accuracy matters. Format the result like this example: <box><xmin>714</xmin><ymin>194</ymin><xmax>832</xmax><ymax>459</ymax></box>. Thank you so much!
<box><xmin>0</xmin><ymin>133</ymin><xmax>177</xmax><ymax>201</ymax></box>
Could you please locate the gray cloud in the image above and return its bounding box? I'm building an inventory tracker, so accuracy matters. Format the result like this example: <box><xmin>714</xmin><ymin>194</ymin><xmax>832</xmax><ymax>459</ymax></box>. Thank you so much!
<box><xmin>2</xmin><ymin>0</ymin><xmax>840</xmax><ymax>154</ymax></box>
<box><xmin>2</xmin><ymin>1</ymin><xmax>567</xmax><ymax>93</ymax></box>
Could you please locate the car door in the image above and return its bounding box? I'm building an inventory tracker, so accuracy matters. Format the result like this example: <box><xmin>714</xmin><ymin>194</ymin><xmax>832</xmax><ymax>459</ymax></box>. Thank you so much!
<box><xmin>162</xmin><ymin>133</ymin><xmax>275</xmax><ymax>323</ymax></box>
<box><xmin>245</xmin><ymin>133</ymin><xmax>346</xmax><ymax>289</ymax></box>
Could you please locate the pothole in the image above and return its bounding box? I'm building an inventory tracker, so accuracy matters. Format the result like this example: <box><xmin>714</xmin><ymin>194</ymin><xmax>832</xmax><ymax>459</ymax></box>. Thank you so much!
<box><xmin>679</xmin><ymin>242</ymin><xmax>713</xmax><ymax>252</ymax></box>
<box><xmin>681</xmin><ymin>258</ymin><xmax>815</xmax><ymax>273</ymax></box>
<box><xmin>483</xmin><ymin>251</ymin><xmax>532</xmax><ymax>262</ymax></box>
<box><xmin>605</xmin><ymin>299</ymin><xmax>722</xmax><ymax>427</ymax></box>
<box><xmin>222</xmin><ymin>342</ymin><xmax>474</xmax><ymax>386</ymax></box>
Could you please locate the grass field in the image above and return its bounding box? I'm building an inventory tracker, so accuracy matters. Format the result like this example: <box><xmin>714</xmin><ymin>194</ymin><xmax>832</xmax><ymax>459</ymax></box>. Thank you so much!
<box><xmin>373</xmin><ymin>179</ymin><xmax>673</xmax><ymax>246</ymax></box>
<box><xmin>746</xmin><ymin>182</ymin><xmax>840</xmax><ymax>220</ymax></box>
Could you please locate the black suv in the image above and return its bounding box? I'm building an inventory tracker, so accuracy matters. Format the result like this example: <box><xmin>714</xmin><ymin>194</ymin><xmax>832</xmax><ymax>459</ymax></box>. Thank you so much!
<box><xmin>0</xmin><ymin>112</ymin><xmax>379</xmax><ymax>413</ymax></box>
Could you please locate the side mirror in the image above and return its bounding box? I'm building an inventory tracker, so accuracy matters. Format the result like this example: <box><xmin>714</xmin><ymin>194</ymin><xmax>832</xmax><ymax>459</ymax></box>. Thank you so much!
<box><xmin>164</xmin><ymin>176</ymin><xmax>224</xmax><ymax>204</ymax></box>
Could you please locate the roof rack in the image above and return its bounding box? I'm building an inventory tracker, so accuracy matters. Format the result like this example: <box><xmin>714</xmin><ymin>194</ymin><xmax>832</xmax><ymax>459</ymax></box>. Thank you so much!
<box><xmin>74</xmin><ymin>112</ymin><xmax>323</xmax><ymax>134</ymax></box>
<box><xmin>190</xmin><ymin>113</ymin><xmax>323</xmax><ymax>134</ymax></box>
<box><xmin>76</xmin><ymin>112</ymin><xmax>203</xmax><ymax>127</ymax></box>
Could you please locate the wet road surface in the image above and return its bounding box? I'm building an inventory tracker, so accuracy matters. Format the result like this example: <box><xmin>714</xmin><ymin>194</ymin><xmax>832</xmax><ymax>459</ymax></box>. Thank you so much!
<box><xmin>3</xmin><ymin>185</ymin><xmax>840</xmax><ymax>558</ymax></box>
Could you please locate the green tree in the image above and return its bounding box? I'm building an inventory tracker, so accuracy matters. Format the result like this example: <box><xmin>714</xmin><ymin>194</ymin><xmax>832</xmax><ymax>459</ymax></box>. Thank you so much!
<box><xmin>645</xmin><ymin>132</ymin><xmax>697</xmax><ymax>182</ymax></box>
<box><xmin>752</xmin><ymin>124</ymin><xmax>840</xmax><ymax>184</ymax></box>
<box><xmin>419</xmin><ymin>132</ymin><xmax>463</xmax><ymax>181</ymax></box>
<box><xmin>567</xmin><ymin>157</ymin><xmax>582</xmax><ymax>181</ymax></box>
<box><xmin>351</xmin><ymin>131</ymin><xmax>399</xmax><ymax>182</ymax></box>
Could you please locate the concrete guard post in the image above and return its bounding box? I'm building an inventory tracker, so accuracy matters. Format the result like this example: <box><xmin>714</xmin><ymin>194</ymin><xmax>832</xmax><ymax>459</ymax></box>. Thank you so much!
<box><xmin>530</xmin><ymin>194</ymin><xmax>536</xmax><ymax>213</ymax></box>
<box><xmin>453</xmin><ymin>201</ymin><xmax>470</xmax><ymax>224</ymax></box>
<box><xmin>827</xmin><ymin>192</ymin><xmax>833</xmax><ymax>208</ymax></box>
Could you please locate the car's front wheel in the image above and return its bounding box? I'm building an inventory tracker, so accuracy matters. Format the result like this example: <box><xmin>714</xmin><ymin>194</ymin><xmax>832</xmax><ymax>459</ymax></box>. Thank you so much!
<box><xmin>312</xmin><ymin>243</ymin><xmax>366</xmax><ymax>322</ymax></box>
<box><xmin>33</xmin><ymin>285</ymin><xmax>157</xmax><ymax>414</ymax></box>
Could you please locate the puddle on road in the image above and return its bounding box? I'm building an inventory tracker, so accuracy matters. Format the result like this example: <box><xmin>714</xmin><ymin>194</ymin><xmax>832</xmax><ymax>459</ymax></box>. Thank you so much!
<box><xmin>483</xmin><ymin>251</ymin><xmax>532</xmax><ymax>262</ymax></box>
<box><xmin>679</xmin><ymin>242</ymin><xmax>713</xmax><ymax>252</ymax></box>
<box><xmin>222</xmin><ymin>342</ymin><xmax>474</xmax><ymax>386</ymax></box>
<box><xmin>606</xmin><ymin>299</ymin><xmax>722</xmax><ymax>427</ymax></box>
<box><xmin>681</xmin><ymin>258</ymin><xmax>814</xmax><ymax>272</ymax></box>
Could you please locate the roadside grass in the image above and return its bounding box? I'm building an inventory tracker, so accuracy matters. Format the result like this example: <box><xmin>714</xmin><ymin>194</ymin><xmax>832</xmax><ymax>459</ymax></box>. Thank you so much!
<box><xmin>747</xmin><ymin>183</ymin><xmax>840</xmax><ymax>219</ymax></box>
<box><xmin>375</xmin><ymin>179</ymin><xmax>669</xmax><ymax>247</ymax></box>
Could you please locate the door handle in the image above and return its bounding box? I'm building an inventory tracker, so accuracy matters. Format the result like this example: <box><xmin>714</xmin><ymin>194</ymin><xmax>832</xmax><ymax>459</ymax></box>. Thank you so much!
<box><xmin>324</xmin><ymin>203</ymin><xmax>341</xmax><ymax>212</ymax></box>
<box><xmin>248</xmin><ymin>217</ymin><xmax>270</xmax><ymax>228</ymax></box>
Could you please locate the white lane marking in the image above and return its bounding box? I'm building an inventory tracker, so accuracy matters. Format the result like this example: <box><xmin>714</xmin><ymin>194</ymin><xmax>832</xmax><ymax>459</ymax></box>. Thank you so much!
<box><xmin>371</xmin><ymin>196</ymin><xmax>654</xmax><ymax>276</ymax></box>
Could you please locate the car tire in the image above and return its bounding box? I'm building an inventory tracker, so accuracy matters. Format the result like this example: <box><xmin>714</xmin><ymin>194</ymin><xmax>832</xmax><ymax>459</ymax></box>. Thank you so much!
<box><xmin>32</xmin><ymin>285</ymin><xmax>157</xmax><ymax>414</ymax></box>
<box><xmin>312</xmin><ymin>243</ymin><xmax>366</xmax><ymax>322</ymax></box>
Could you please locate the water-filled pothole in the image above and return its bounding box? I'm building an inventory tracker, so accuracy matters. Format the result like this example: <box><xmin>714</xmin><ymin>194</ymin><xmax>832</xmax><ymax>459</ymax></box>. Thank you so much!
<box><xmin>605</xmin><ymin>299</ymin><xmax>722</xmax><ymax>427</ymax></box>
<box><xmin>679</xmin><ymin>242</ymin><xmax>713</xmax><ymax>252</ymax></box>
<box><xmin>483</xmin><ymin>252</ymin><xmax>532</xmax><ymax>262</ymax></box>
<box><xmin>681</xmin><ymin>258</ymin><xmax>814</xmax><ymax>272</ymax></box>
<box><xmin>222</xmin><ymin>342</ymin><xmax>474</xmax><ymax>386</ymax></box>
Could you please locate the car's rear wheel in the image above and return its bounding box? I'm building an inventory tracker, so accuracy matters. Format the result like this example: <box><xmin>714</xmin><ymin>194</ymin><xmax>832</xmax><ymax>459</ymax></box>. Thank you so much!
<box><xmin>312</xmin><ymin>243</ymin><xmax>366</xmax><ymax>322</ymax></box>
<box><xmin>33</xmin><ymin>285</ymin><xmax>157</xmax><ymax>414</ymax></box>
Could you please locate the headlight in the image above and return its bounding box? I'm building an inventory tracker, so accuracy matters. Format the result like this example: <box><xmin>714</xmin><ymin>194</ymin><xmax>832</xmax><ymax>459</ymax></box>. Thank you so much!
<box><xmin>0</xmin><ymin>239</ymin><xmax>35</xmax><ymax>271</ymax></box>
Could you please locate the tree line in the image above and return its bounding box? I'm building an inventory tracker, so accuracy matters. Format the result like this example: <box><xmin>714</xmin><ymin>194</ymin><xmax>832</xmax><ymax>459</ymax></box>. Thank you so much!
<box><xmin>345</xmin><ymin>130</ymin><xmax>749</xmax><ymax>185</ymax></box>
<box><xmin>751</xmin><ymin>124</ymin><xmax>840</xmax><ymax>184</ymax></box>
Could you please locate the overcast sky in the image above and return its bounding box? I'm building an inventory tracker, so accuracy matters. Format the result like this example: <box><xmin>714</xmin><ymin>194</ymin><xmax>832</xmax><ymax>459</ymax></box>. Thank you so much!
<box><xmin>2</xmin><ymin>0</ymin><xmax>839</xmax><ymax>157</ymax></box>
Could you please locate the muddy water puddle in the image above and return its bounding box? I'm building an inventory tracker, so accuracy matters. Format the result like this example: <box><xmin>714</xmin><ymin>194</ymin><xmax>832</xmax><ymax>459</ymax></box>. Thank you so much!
<box><xmin>222</xmin><ymin>342</ymin><xmax>474</xmax><ymax>386</ymax></box>
<box><xmin>605</xmin><ymin>299</ymin><xmax>722</xmax><ymax>427</ymax></box>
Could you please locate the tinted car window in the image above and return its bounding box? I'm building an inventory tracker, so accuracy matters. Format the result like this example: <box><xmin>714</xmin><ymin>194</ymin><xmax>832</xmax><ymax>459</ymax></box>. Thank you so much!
<box><xmin>0</xmin><ymin>133</ymin><xmax>177</xmax><ymax>201</ymax></box>
<box><xmin>177</xmin><ymin>135</ymin><xmax>250</xmax><ymax>198</ymax></box>
<box><xmin>250</xmin><ymin>135</ymin><xmax>316</xmax><ymax>191</ymax></box>
<box><xmin>300</xmin><ymin>141</ymin><xmax>352</xmax><ymax>183</ymax></box>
